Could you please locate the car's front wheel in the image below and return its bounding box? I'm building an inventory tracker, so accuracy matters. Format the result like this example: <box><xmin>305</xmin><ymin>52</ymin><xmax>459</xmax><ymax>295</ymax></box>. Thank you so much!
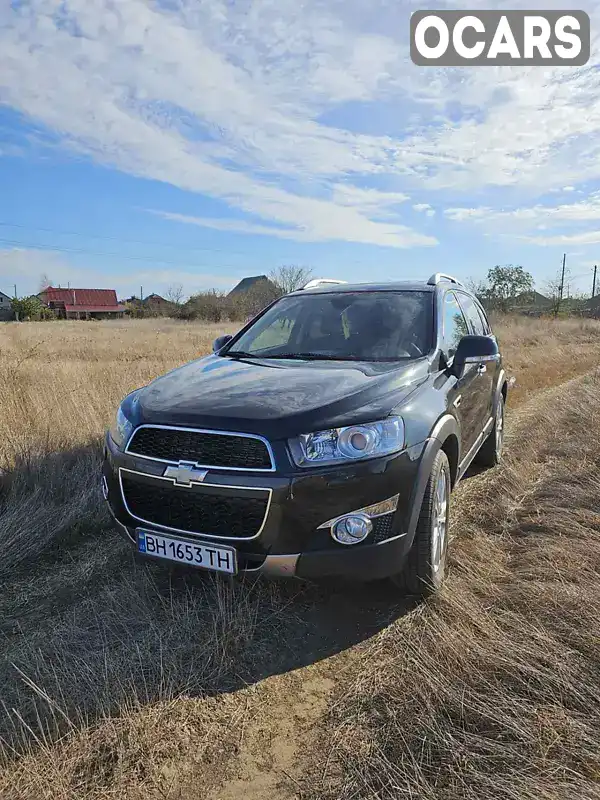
<box><xmin>391</xmin><ymin>450</ymin><xmax>451</xmax><ymax>597</ymax></box>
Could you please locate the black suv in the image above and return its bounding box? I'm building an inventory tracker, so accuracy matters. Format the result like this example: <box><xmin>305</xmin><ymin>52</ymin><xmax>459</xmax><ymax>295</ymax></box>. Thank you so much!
<box><xmin>103</xmin><ymin>273</ymin><xmax>506</xmax><ymax>596</ymax></box>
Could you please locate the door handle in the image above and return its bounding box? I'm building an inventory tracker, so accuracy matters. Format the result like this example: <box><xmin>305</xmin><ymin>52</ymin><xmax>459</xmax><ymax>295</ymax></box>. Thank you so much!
<box><xmin>477</xmin><ymin>363</ymin><xmax>487</xmax><ymax>375</ymax></box>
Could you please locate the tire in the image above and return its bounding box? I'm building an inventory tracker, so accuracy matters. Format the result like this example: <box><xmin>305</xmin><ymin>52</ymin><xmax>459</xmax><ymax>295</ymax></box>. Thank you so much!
<box><xmin>475</xmin><ymin>394</ymin><xmax>504</xmax><ymax>468</ymax></box>
<box><xmin>391</xmin><ymin>450</ymin><xmax>451</xmax><ymax>597</ymax></box>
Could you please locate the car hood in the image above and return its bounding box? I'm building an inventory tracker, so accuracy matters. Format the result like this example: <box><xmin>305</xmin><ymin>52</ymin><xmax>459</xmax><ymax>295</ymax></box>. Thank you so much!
<box><xmin>136</xmin><ymin>354</ymin><xmax>430</xmax><ymax>439</ymax></box>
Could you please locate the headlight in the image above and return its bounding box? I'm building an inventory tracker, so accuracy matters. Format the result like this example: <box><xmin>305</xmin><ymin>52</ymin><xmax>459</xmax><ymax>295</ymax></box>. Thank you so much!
<box><xmin>108</xmin><ymin>391</ymin><xmax>140</xmax><ymax>450</ymax></box>
<box><xmin>289</xmin><ymin>416</ymin><xmax>404</xmax><ymax>467</ymax></box>
<box><xmin>109</xmin><ymin>406</ymin><xmax>134</xmax><ymax>451</ymax></box>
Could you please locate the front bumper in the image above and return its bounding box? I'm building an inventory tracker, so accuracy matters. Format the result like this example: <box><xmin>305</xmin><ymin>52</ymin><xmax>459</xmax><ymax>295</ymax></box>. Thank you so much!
<box><xmin>103</xmin><ymin>432</ymin><xmax>426</xmax><ymax>582</ymax></box>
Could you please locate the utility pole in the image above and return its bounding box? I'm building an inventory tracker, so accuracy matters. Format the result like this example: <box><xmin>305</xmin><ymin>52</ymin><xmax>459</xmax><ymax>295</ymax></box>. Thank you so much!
<box><xmin>13</xmin><ymin>284</ymin><xmax>17</xmax><ymax>299</ymax></box>
<box><xmin>555</xmin><ymin>253</ymin><xmax>566</xmax><ymax>318</ymax></box>
<box><xmin>140</xmin><ymin>286</ymin><xmax>143</xmax><ymax>302</ymax></box>
<box><xmin>593</xmin><ymin>265</ymin><xmax>597</xmax><ymax>299</ymax></box>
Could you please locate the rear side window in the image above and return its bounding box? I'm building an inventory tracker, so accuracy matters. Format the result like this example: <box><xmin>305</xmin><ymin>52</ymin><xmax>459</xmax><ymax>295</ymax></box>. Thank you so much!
<box><xmin>442</xmin><ymin>292</ymin><xmax>469</xmax><ymax>359</ymax></box>
<box><xmin>475</xmin><ymin>300</ymin><xmax>492</xmax><ymax>335</ymax></box>
<box><xmin>456</xmin><ymin>293</ymin><xmax>486</xmax><ymax>337</ymax></box>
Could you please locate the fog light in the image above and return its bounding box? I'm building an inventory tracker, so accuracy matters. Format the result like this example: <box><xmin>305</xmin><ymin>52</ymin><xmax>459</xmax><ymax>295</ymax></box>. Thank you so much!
<box><xmin>331</xmin><ymin>514</ymin><xmax>373</xmax><ymax>545</ymax></box>
<box><xmin>101</xmin><ymin>475</ymin><xmax>109</xmax><ymax>500</ymax></box>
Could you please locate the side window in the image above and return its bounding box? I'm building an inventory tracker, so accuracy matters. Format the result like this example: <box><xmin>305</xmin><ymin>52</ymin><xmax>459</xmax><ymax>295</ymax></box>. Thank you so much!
<box><xmin>475</xmin><ymin>300</ymin><xmax>492</xmax><ymax>335</ymax></box>
<box><xmin>442</xmin><ymin>292</ymin><xmax>469</xmax><ymax>360</ymax></box>
<box><xmin>456</xmin><ymin>293</ymin><xmax>485</xmax><ymax>336</ymax></box>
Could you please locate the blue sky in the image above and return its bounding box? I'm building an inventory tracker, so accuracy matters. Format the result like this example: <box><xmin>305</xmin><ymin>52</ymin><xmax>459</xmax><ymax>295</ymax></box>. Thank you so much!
<box><xmin>1</xmin><ymin>0</ymin><xmax>600</xmax><ymax>300</ymax></box>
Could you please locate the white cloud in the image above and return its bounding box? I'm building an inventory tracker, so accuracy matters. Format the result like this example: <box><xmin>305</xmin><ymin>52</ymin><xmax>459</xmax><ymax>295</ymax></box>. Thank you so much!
<box><xmin>413</xmin><ymin>203</ymin><xmax>435</xmax><ymax>217</ymax></box>
<box><xmin>332</xmin><ymin>185</ymin><xmax>410</xmax><ymax>212</ymax></box>
<box><xmin>523</xmin><ymin>231</ymin><xmax>600</xmax><ymax>247</ymax></box>
<box><xmin>445</xmin><ymin>191</ymin><xmax>600</xmax><ymax>246</ymax></box>
<box><xmin>156</xmin><ymin>184</ymin><xmax>415</xmax><ymax>239</ymax></box>
<box><xmin>0</xmin><ymin>249</ymin><xmax>74</xmax><ymax>296</ymax></box>
<box><xmin>0</xmin><ymin>0</ymin><xmax>435</xmax><ymax>249</ymax></box>
<box><xmin>444</xmin><ymin>207</ymin><xmax>493</xmax><ymax>222</ymax></box>
<box><xmin>152</xmin><ymin>206</ymin><xmax>432</xmax><ymax>248</ymax></box>
<box><xmin>0</xmin><ymin>248</ymin><xmax>233</xmax><ymax>297</ymax></box>
<box><xmin>2</xmin><ymin>0</ymin><xmax>600</xmax><ymax>252</ymax></box>
<box><xmin>446</xmin><ymin>193</ymin><xmax>600</xmax><ymax>226</ymax></box>
<box><xmin>151</xmin><ymin>212</ymin><xmax>305</xmax><ymax>241</ymax></box>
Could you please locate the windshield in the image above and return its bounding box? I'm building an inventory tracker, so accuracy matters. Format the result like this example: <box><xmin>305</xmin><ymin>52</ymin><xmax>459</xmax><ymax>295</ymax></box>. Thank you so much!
<box><xmin>226</xmin><ymin>291</ymin><xmax>433</xmax><ymax>361</ymax></box>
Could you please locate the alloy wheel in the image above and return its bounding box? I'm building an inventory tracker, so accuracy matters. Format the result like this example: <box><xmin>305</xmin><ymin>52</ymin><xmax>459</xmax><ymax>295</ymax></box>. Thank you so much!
<box><xmin>431</xmin><ymin>468</ymin><xmax>449</xmax><ymax>574</ymax></box>
<box><xmin>495</xmin><ymin>400</ymin><xmax>504</xmax><ymax>458</ymax></box>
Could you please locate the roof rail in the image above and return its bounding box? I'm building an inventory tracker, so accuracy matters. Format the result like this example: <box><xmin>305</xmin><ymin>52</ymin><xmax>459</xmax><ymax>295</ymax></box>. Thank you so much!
<box><xmin>427</xmin><ymin>272</ymin><xmax>463</xmax><ymax>287</ymax></box>
<box><xmin>300</xmin><ymin>278</ymin><xmax>348</xmax><ymax>290</ymax></box>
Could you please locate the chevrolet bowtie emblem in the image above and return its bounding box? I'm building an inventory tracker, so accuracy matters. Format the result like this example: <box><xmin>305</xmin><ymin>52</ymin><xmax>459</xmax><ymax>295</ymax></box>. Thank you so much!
<box><xmin>163</xmin><ymin>462</ymin><xmax>209</xmax><ymax>486</ymax></box>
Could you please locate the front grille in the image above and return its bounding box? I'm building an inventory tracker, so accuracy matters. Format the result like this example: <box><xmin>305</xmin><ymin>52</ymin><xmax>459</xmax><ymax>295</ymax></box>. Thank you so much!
<box><xmin>127</xmin><ymin>427</ymin><xmax>273</xmax><ymax>470</ymax></box>
<box><xmin>121</xmin><ymin>474</ymin><xmax>269</xmax><ymax>538</ymax></box>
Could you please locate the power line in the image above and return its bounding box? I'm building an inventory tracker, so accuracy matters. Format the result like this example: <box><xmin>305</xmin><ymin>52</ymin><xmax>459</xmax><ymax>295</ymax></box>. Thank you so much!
<box><xmin>2</xmin><ymin>220</ymin><xmax>594</xmax><ymax>290</ymax></box>
<box><xmin>0</xmin><ymin>220</ymin><xmax>364</xmax><ymax>268</ymax></box>
<box><xmin>567</xmin><ymin>271</ymin><xmax>591</xmax><ymax>279</ymax></box>
<box><xmin>0</xmin><ymin>220</ymin><xmax>272</xmax><ymax>259</ymax></box>
<box><xmin>0</xmin><ymin>237</ymin><xmax>266</xmax><ymax>271</ymax></box>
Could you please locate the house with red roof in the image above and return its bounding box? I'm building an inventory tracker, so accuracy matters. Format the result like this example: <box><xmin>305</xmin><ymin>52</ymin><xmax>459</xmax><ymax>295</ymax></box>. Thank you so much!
<box><xmin>39</xmin><ymin>287</ymin><xmax>126</xmax><ymax>320</ymax></box>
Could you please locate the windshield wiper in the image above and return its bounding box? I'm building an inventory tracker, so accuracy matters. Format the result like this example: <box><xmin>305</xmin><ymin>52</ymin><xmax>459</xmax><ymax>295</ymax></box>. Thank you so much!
<box><xmin>225</xmin><ymin>350</ymin><xmax>409</xmax><ymax>362</ymax></box>
<box><xmin>257</xmin><ymin>352</ymin><xmax>362</xmax><ymax>361</ymax></box>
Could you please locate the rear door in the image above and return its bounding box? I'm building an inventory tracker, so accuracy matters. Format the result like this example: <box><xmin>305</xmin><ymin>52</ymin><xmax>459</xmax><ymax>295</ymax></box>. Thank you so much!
<box><xmin>455</xmin><ymin>292</ymin><xmax>496</xmax><ymax>427</ymax></box>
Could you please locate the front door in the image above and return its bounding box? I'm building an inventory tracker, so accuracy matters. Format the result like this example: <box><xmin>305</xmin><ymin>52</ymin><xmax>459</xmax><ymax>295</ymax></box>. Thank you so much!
<box><xmin>440</xmin><ymin>291</ymin><xmax>483</xmax><ymax>458</ymax></box>
<box><xmin>455</xmin><ymin>292</ymin><xmax>496</xmax><ymax>431</ymax></box>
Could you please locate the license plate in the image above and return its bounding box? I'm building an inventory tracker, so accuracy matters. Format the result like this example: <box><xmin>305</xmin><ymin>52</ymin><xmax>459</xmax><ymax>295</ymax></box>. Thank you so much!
<box><xmin>136</xmin><ymin>529</ymin><xmax>237</xmax><ymax>575</ymax></box>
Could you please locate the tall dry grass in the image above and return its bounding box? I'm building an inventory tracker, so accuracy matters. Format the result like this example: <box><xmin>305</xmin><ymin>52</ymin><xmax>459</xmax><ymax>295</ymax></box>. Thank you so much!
<box><xmin>0</xmin><ymin>319</ymin><xmax>236</xmax><ymax>463</ymax></box>
<box><xmin>0</xmin><ymin>315</ymin><xmax>599</xmax><ymax>798</ymax></box>
<box><xmin>309</xmin><ymin>369</ymin><xmax>600</xmax><ymax>800</ymax></box>
<box><xmin>488</xmin><ymin>314</ymin><xmax>600</xmax><ymax>405</ymax></box>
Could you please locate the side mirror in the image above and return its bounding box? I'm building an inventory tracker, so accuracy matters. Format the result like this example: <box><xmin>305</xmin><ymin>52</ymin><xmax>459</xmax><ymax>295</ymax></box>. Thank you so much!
<box><xmin>453</xmin><ymin>335</ymin><xmax>499</xmax><ymax>378</ymax></box>
<box><xmin>213</xmin><ymin>334</ymin><xmax>233</xmax><ymax>353</ymax></box>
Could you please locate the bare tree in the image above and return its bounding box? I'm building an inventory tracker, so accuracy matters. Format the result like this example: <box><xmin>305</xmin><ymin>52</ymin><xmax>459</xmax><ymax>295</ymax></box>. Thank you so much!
<box><xmin>165</xmin><ymin>284</ymin><xmax>185</xmax><ymax>305</ymax></box>
<box><xmin>235</xmin><ymin>282</ymin><xmax>281</xmax><ymax>318</ymax></box>
<box><xmin>39</xmin><ymin>273</ymin><xmax>53</xmax><ymax>292</ymax></box>
<box><xmin>544</xmin><ymin>267</ymin><xmax>587</xmax><ymax>317</ymax></box>
<box><xmin>544</xmin><ymin>268</ymin><xmax>570</xmax><ymax>317</ymax></box>
<box><xmin>269</xmin><ymin>265</ymin><xmax>313</xmax><ymax>294</ymax></box>
<box><xmin>464</xmin><ymin>276</ymin><xmax>489</xmax><ymax>304</ymax></box>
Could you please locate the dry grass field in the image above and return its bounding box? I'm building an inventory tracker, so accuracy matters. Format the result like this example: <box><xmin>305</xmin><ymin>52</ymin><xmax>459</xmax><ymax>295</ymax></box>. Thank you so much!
<box><xmin>0</xmin><ymin>315</ymin><xmax>600</xmax><ymax>799</ymax></box>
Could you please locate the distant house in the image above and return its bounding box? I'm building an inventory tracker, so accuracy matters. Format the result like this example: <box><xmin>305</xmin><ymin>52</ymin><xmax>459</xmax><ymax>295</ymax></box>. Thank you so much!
<box><xmin>510</xmin><ymin>291</ymin><xmax>553</xmax><ymax>315</ymax></box>
<box><xmin>39</xmin><ymin>287</ymin><xmax>126</xmax><ymax>320</ymax></box>
<box><xmin>585</xmin><ymin>295</ymin><xmax>600</xmax><ymax>318</ymax></box>
<box><xmin>0</xmin><ymin>290</ymin><xmax>14</xmax><ymax>321</ymax></box>
<box><xmin>228</xmin><ymin>275</ymin><xmax>278</xmax><ymax>296</ymax></box>
<box><xmin>145</xmin><ymin>293</ymin><xmax>170</xmax><ymax>309</ymax></box>
<box><xmin>123</xmin><ymin>293</ymin><xmax>169</xmax><ymax>305</ymax></box>
<box><xmin>122</xmin><ymin>293</ymin><xmax>173</xmax><ymax>316</ymax></box>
